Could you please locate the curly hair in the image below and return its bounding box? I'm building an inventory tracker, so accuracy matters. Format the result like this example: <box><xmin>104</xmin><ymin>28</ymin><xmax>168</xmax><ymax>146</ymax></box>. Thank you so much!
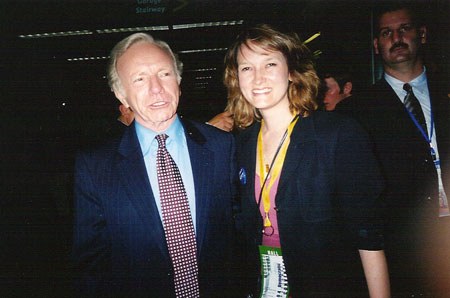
<box><xmin>224</xmin><ymin>24</ymin><xmax>319</xmax><ymax>128</ymax></box>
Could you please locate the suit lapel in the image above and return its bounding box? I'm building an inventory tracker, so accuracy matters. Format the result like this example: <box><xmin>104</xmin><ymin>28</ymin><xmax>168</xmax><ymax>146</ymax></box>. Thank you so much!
<box><xmin>377</xmin><ymin>79</ymin><xmax>429</xmax><ymax>143</ymax></box>
<box><xmin>238</xmin><ymin>124</ymin><xmax>259</xmax><ymax>208</ymax></box>
<box><xmin>181</xmin><ymin>120</ymin><xmax>213</xmax><ymax>255</ymax></box>
<box><xmin>379</xmin><ymin>79</ymin><xmax>412</xmax><ymax>122</ymax></box>
<box><xmin>427</xmin><ymin>78</ymin><xmax>450</xmax><ymax>193</ymax></box>
<box><xmin>116</xmin><ymin>125</ymin><xmax>168</xmax><ymax>257</ymax></box>
<box><xmin>428</xmin><ymin>79</ymin><xmax>449</xmax><ymax>146</ymax></box>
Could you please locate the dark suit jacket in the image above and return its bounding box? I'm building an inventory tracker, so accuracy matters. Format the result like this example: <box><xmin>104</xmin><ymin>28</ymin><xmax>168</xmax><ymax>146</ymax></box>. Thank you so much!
<box><xmin>351</xmin><ymin>77</ymin><xmax>450</xmax><ymax>293</ymax></box>
<box><xmin>72</xmin><ymin>118</ymin><xmax>237</xmax><ymax>298</ymax></box>
<box><xmin>355</xmin><ymin>77</ymin><xmax>450</xmax><ymax>234</ymax></box>
<box><xmin>234</xmin><ymin>111</ymin><xmax>384</xmax><ymax>297</ymax></box>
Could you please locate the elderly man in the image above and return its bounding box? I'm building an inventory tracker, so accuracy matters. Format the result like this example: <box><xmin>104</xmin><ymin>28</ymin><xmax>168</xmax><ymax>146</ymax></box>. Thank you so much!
<box><xmin>72</xmin><ymin>33</ymin><xmax>237</xmax><ymax>297</ymax></box>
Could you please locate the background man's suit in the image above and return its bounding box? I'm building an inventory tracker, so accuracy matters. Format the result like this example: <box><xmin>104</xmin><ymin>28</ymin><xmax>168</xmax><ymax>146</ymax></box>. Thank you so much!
<box><xmin>356</xmin><ymin>77</ymin><xmax>450</xmax><ymax>231</ymax></box>
<box><xmin>354</xmin><ymin>76</ymin><xmax>450</xmax><ymax>293</ymax></box>
<box><xmin>72</xmin><ymin>119</ymin><xmax>237</xmax><ymax>297</ymax></box>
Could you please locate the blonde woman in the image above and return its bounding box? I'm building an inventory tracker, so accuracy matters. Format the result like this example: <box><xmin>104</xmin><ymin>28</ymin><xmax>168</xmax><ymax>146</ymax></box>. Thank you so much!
<box><xmin>225</xmin><ymin>24</ymin><xmax>390</xmax><ymax>298</ymax></box>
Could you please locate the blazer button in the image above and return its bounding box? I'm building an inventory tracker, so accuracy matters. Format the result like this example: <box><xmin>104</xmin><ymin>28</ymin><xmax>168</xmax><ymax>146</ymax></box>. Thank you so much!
<box><xmin>426</xmin><ymin>196</ymin><xmax>432</xmax><ymax>201</ymax></box>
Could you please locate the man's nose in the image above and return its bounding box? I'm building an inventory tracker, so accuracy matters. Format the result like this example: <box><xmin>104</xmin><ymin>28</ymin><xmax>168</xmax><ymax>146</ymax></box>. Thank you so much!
<box><xmin>391</xmin><ymin>29</ymin><xmax>403</xmax><ymax>42</ymax></box>
<box><xmin>149</xmin><ymin>76</ymin><xmax>163</xmax><ymax>94</ymax></box>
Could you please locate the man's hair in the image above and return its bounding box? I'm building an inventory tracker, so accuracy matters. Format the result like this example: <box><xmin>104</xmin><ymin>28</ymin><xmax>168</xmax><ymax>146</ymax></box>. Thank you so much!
<box><xmin>107</xmin><ymin>32</ymin><xmax>183</xmax><ymax>93</ymax></box>
<box><xmin>323</xmin><ymin>72</ymin><xmax>352</xmax><ymax>94</ymax></box>
<box><xmin>372</xmin><ymin>1</ymin><xmax>425</xmax><ymax>36</ymax></box>
<box><xmin>223</xmin><ymin>23</ymin><xmax>319</xmax><ymax>128</ymax></box>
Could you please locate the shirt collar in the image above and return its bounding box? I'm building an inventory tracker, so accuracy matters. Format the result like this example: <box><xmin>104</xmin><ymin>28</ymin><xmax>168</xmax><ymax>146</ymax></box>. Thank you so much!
<box><xmin>384</xmin><ymin>67</ymin><xmax>427</xmax><ymax>86</ymax></box>
<box><xmin>384</xmin><ymin>67</ymin><xmax>428</xmax><ymax>99</ymax></box>
<box><xmin>135</xmin><ymin>115</ymin><xmax>184</xmax><ymax>156</ymax></box>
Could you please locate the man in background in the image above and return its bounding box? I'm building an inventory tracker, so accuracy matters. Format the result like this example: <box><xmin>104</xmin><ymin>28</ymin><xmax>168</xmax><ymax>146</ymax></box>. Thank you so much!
<box><xmin>355</xmin><ymin>2</ymin><xmax>450</xmax><ymax>296</ymax></box>
<box><xmin>117</xmin><ymin>104</ymin><xmax>134</xmax><ymax>126</ymax></box>
<box><xmin>322</xmin><ymin>71</ymin><xmax>353</xmax><ymax>112</ymax></box>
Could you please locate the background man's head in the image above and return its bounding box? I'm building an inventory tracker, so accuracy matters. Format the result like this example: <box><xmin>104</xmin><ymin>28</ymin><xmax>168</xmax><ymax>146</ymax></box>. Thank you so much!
<box><xmin>373</xmin><ymin>2</ymin><xmax>427</xmax><ymax>73</ymax></box>
<box><xmin>118</xmin><ymin>104</ymin><xmax>134</xmax><ymax>126</ymax></box>
<box><xmin>322</xmin><ymin>72</ymin><xmax>353</xmax><ymax>111</ymax></box>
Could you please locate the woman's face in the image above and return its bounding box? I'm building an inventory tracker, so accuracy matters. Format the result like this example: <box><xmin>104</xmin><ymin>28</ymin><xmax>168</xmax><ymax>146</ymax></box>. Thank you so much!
<box><xmin>237</xmin><ymin>42</ymin><xmax>291</xmax><ymax>114</ymax></box>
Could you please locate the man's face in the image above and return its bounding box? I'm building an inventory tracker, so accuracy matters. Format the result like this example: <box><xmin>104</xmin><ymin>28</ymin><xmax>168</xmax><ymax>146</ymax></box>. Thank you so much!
<box><xmin>114</xmin><ymin>42</ymin><xmax>181</xmax><ymax>132</ymax></box>
<box><xmin>373</xmin><ymin>8</ymin><xmax>426</xmax><ymax>68</ymax></box>
<box><xmin>323</xmin><ymin>77</ymin><xmax>343</xmax><ymax>111</ymax></box>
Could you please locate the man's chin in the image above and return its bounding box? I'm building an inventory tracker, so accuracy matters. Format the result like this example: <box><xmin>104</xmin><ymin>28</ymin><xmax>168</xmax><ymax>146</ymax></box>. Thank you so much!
<box><xmin>136</xmin><ymin>113</ymin><xmax>177</xmax><ymax>131</ymax></box>
<box><xmin>387</xmin><ymin>54</ymin><xmax>413</xmax><ymax>65</ymax></box>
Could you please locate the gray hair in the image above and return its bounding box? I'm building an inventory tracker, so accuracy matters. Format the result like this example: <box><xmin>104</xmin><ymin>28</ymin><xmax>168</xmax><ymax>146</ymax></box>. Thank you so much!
<box><xmin>107</xmin><ymin>32</ymin><xmax>183</xmax><ymax>92</ymax></box>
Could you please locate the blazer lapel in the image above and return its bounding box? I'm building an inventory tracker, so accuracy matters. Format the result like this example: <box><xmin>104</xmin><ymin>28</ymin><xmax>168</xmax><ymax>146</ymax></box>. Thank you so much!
<box><xmin>277</xmin><ymin>117</ymin><xmax>311</xmax><ymax>196</ymax></box>
<box><xmin>240</xmin><ymin>120</ymin><xmax>311</xmax><ymax>207</ymax></box>
<box><xmin>116</xmin><ymin>125</ymin><xmax>168</xmax><ymax>257</ymax></box>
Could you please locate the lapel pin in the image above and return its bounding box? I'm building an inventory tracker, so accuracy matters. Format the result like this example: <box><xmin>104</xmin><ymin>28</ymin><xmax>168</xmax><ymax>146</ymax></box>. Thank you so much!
<box><xmin>239</xmin><ymin>167</ymin><xmax>247</xmax><ymax>185</ymax></box>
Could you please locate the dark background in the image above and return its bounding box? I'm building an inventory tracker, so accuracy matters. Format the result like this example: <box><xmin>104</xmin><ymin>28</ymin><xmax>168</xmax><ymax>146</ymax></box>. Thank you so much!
<box><xmin>0</xmin><ymin>1</ymin><xmax>448</xmax><ymax>297</ymax></box>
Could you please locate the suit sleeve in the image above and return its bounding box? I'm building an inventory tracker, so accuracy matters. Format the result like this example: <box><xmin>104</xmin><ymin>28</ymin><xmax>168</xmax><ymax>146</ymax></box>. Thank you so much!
<box><xmin>334</xmin><ymin>118</ymin><xmax>385</xmax><ymax>250</ymax></box>
<box><xmin>72</xmin><ymin>152</ymin><xmax>112</xmax><ymax>296</ymax></box>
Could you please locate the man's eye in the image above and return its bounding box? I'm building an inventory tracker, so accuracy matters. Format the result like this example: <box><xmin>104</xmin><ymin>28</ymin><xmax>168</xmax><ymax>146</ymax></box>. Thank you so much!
<box><xmin>399</xmin><ymin>24</ymin><xmax>413</xmax><ymax>33</ymax></box>
<box><xmin>133</xmin><ymin>77</ymin><xmax>143</xmax><ymax>83</ymax></box>
<box><xmin>160</xmin><ymin>72</ymin><xmax>170</xmax><ymax>77</ymax></box>
<box><xmin>380</xmin><ymin>30</ymin><xmax>391</xmax><ymax>38</ymax></box>
<box><xmin>267</xmin><ymin>63</ymin><xmax>277</xmax><ymax>67</ymax></box>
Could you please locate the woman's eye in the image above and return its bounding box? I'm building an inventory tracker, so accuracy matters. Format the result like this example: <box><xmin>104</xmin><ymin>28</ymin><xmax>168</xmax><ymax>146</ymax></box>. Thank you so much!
<box><xmin>267</xmin><ymin>63</ymin><xmax>277</xmax><ymax>67</ymax></box>
<box><xmin>240</xmin><ymin>66</ymin><xmax>250</xmax><ymax>72</ymax></box>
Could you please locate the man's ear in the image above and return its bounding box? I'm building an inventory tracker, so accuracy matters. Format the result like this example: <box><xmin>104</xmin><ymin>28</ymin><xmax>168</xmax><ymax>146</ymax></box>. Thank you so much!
<box><xmin>343</xmin><ymin>82</ymin><xmax>353</xmax><ymax>96</ymax></box>
<box><xmin>373</xmin><ymin>38</ymin><xmax>380</xmax><ymax>54</ymax></box>
<box><xmin>419</xmin><ymin>26</ymin><xmax>427</xmax><ymax>44</ymax></box>
<box><xmin>113</xmin><ymin>88</ymin><xmax>129</xmax><ymax>108</ymax></box>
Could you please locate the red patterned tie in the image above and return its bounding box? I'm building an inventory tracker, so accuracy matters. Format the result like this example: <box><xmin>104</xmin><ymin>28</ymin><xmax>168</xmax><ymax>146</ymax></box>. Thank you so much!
<box><xmin>155</xmin><ymin>134</ymin><xmax>200</xmax><ymax>298</ymax></box>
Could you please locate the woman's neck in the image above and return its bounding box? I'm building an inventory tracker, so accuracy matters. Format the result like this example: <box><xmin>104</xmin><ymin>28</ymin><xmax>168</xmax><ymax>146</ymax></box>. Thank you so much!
<box><xmin>259</xmin><ymin>108</ymin><xmax>296</xmax><ymax>173</ymax></box>
<box><xmin>261</xmin><ymin>108</ymin><xmax>294</xmax><ymax>135</ymax></box>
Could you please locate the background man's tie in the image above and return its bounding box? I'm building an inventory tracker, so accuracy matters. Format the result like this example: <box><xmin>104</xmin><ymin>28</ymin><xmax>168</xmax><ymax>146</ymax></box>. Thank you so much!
<box><xmin>156</xmin><ymin>134</ymin><xmax>200</xmax><ymax>297</ymax></box>
<box><xmin>403</xmin><ymin>83</ymin><xmax>427</xmax><ymax>134</ymax></box>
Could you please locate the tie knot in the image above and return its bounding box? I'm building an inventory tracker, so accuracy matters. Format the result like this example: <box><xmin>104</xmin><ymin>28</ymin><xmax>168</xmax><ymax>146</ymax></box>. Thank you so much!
<box><xmin>403</xmin><ymin>83</ymin><xmax>412</xmax><ymax>92</ymax></box>
<box><xmin>155</xmin><ymin>134</ymin><xmax>168</xmax><ymax>148</ymax></box>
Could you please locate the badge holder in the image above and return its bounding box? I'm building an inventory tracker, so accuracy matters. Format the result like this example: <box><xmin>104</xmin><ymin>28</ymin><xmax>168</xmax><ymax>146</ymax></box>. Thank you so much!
<box><xmin>259</xmin><ymin>245</ymin><xmax>289</xmax><ymax>298</ymax></box>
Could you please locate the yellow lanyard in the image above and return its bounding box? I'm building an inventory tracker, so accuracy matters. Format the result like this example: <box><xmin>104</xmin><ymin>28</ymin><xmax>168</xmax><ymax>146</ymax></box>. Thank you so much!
<box><xmin>257</xmin><ymin>115</ymin><xmax>299</xmax><ymax>228</ymax></box>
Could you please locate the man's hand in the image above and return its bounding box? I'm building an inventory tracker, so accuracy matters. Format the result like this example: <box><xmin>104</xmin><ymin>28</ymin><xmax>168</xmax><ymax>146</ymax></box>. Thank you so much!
<box><xmin>207</xmin><ymin>111</ymin><xmax>234</xmax><ymax>132</ymax></box>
